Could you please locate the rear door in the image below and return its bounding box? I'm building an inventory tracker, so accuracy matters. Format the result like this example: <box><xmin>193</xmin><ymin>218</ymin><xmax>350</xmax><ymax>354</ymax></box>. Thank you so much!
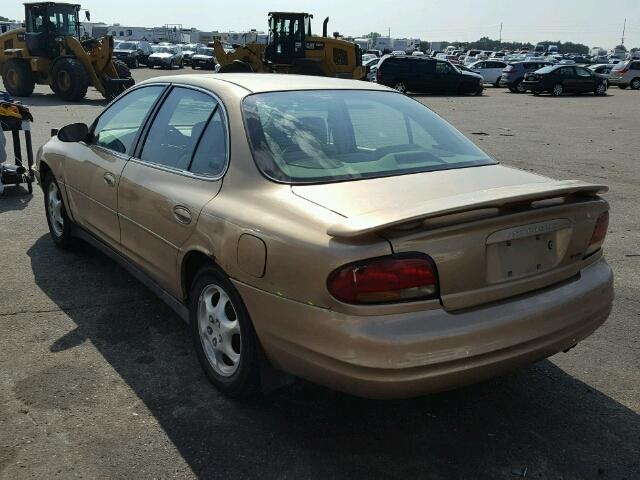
<box><xmin>117</xmin><ymin>86</ymin><xmax>229</xmax><ymax>295</ymax></box>
<box><xmin>63</xmin><ymin>85</ymin><xmax>165</xmax><ymax>248</ymax></box>
<box><xmin>413</xmin><ymin>59</ymin><xmax>435</xmax><ymax>92</ymax></box>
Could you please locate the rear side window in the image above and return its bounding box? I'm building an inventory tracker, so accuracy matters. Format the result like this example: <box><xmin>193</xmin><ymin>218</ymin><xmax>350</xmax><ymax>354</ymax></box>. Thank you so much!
<box><xmin>242</xmin><ymin>90</ymin><xmax>495</xmax><ymax>184</ymax></box>
<box><xmin>92</xmin><ymin>86</ymin><xmax>164</xmax><ymax>154</ymax></box>
<box><xmin>631</xmin><ymin>62</ymin><xmax>640</xmax><ymax>70</ymax></box>
<box><xmin>558</xmin><ymin>67</ymin><xmax>574</xmax><ymax>76</ymax></box>
<box><xmin>140</xmin><ymin>87</ymin><xmax>218</xmax><ymax>171</ymax></box>
<box><xmin>189</xmin><ymin>109</ymin><xmax>228</xmax><ymax>177</ymax></box>
<box><xmin>612</xmin><ymin>61</ymin><xmax>628</xmax><ymax>71</ymax></box>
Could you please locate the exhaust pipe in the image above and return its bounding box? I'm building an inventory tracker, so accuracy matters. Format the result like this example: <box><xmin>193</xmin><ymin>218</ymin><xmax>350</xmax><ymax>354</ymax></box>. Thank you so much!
<box><xmin>323</xmin><ymin>17</ymin><xmax>329</xmax><ymax>38</ymax></box>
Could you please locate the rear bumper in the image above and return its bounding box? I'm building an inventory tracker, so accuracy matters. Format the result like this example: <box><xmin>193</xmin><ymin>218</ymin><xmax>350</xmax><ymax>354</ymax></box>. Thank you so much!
<box><xmin>234</xmin><ymin>259</ymin><xmax>613</xmax><ymax>399</ymax></box>
<box><xmin>607</xmin><ymin>77</ymin><xmax>626</xmax><ymax>86</ymax></box>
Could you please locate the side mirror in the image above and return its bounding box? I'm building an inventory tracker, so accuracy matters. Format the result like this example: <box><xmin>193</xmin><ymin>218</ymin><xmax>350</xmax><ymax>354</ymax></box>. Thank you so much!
<box><xmin>58</xmin><ymin>123</ymin><xmax>89</xmax><ymax>143</ymax></box>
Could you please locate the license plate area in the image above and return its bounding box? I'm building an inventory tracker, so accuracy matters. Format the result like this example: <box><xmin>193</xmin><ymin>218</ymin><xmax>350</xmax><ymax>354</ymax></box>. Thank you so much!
<box><xmin>485</xmin><ymin>219</ymin><xmax>572</xmax><ymax>283</ymax></box>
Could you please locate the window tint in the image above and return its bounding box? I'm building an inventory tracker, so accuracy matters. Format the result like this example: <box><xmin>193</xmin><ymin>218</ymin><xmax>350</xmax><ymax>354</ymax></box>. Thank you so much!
<box><xmin>189</xmin><ymin>109</ymin><xmax>227</xmax><ymax>177</ymax></box>
<box><xmin>631</xmin><ymin>62</ymin><xmax>640</xmax><ymax>70</ymax></box>
<box><xmin>140</xmin><ymin>87</ymin><xmax>217</xmax><ymax>170</ymax></box>
<box><xmin>242</xmin><ymin>90</ymin><xmax>494</xmax><ymax>184</ymax></box>
<box><xmin>416</xmin><ymin>60</ymin><xmax>434</xmax><ymax>75</ymax></box>
<box><xmin>435</xmin><ymin>61</ymin><xmax>453</xmax><ymax>74</ymax></box>
<box><xmin>558</xmin><ymin>67</ymin><xmax>574</xmax><ymax>76</ymax></box>
<box><xmin>575</xmin><ymin>67</ymin><xmax>592</xmax><ymax>76</ymax></box>
<box><xmin>92</xmin><ymin>86</ymin><xmax>164</xmax><ymax>154</ymax></box>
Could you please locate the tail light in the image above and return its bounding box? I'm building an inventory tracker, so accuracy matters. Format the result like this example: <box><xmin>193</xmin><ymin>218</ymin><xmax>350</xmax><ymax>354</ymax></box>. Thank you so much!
<box><xmin>327</xmin><ymin>254</ymin><xmax>438</xmax><ymax>304</ymax></box>
<box><xmin>585</xmin><ymin>211</ymin><xmax>609</xmax><ymax>257</ymax></box>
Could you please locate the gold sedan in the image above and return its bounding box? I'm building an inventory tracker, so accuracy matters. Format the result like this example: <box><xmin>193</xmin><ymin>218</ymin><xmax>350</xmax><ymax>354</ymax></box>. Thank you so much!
<box><xmin>37</xmin><ymin>74</ymin><xmax>614</xmax><ymax>399</ymax></box>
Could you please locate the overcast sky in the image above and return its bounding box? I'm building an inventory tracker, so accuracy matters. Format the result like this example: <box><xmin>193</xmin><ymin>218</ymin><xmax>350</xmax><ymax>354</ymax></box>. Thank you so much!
<box><xmin>3</xmin><ymin>0</ymin><xmax>639</xmax><ymax>48</ymax></box>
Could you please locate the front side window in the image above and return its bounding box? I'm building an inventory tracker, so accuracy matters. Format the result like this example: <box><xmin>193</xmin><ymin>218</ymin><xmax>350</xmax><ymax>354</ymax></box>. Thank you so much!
<box><xmin>140</xmin><ymin>87</ymin><xmax>218</xmax><ymax>171</ymax></box>
<box><xmin>559</xmin><ymin>67</ymin><xmax>574</xmax><ymax>76</ymax></box>
<box><xmin>91</xmin><ymin>86</ymin><xmax>164</xmax><ymax>154</ymax></box>
<box><xmin>576</xmin><ymin>67</ymin><xmax>592</xmax><ymax>77</ymax></box>
<box><xmin>436</xmin><ymin>61</ymin><xmax>453</xmax><ymax>74</ymax></box>
<box><xmin>243</xmin><ymin>90</ymin><xmax>495</xmax><ymax>184</ymax></box>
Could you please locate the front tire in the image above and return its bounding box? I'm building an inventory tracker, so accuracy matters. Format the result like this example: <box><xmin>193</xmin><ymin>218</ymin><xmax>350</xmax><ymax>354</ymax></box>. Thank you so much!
<box><xmin>51</xmin><ymin>58</ymin><xmax>89</xmax><ymax>101</ymax></box>
<box><xmin>551</xmin><ymin>83</ymin><xmax>564</xmax><ymax>96</ymax></box>
<box><xmin>393</xmin><ymin>81</ymin><xmax>407</xmax><ymax>93</ymax></box>
<box><xmin>630</xmin><ymin>78</ymin><xmax>640</xmax><ymax>90</ymax></box>
<box><xmin>189</xmin><ymin>266</ymin><xmax>261</xmax><ymax>398</ymax></box>
<box><xmin>43</xmin><ymin>171</ymin><xmax>74</xmax><ymax>248</ymax></box>
<box><xmin>514</xmin><ymin>79</ymin><xmax>526</xmax><ymax>93</ymax></box>
<box><xmin>595</xmin><ymin>81</ymin><xmax>607</xmax><ymax>95</ymax></box>
<box><xmin>2</xmin><ymin>59</ymin><xmax>35</xmax><ymax>97</ymax></box>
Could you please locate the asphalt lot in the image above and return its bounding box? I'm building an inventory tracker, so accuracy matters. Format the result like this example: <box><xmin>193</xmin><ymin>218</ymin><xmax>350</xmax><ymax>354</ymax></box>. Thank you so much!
<box><xmin>1</xmin><ymin>68</ymin><xmax>638</xmax><ymax>479</ymax></box>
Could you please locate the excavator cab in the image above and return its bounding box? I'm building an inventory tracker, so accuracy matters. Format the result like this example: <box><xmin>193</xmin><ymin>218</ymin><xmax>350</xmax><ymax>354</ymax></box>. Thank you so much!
<box><xmin>265</xmin><ymin>12</ymin><xmax>310</xmax><ymax>64</ymax></box>
<box><xmin>24</xmin><ymin>3</ymin><xmax>81</xmax><ymax>58</ymax></box>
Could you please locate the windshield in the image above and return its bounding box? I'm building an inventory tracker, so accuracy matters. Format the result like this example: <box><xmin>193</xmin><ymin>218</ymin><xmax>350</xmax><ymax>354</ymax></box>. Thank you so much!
<box><xmin>26</xmin><ymin>4</ymin><xmax>79</xmax><ymax>36</ymax></box>
<box><xmin>242</xmin><ymin>90</ymin><xmax>495</xmax><ymax>184</ymax></box>
<box><xmin>152</xmin><ymin>46</ymin><xmax>173</xmax><ymax>54</ymax></box>
<box><xmin>118</xmin><ymin>42</ymin><xmax>136</xmax><ymax>50</ymax></box>
<box><xmin>536</xmin><ymin>66</ymin><xmax>555</xmax><ymax>74</ymax></box>
<box><xmin>196</xmin><ymin>47</ymin><xmax>214</xmax><ymax>55</ymax></box>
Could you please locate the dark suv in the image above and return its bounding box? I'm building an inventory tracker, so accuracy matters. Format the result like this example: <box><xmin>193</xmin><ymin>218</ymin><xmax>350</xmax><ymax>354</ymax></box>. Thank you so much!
<box><xmin>376</xmin><ymin>56</ymin><xmax>484</xmax><ymax>95</ymax></box>
<box><xmin>500</xmin><ymin>60</ymin><xmax>551</xmax><ymax>93</ymax></box>
<box><xmin>113</xmin><ymin>41</ymin><xmax>153</xmax><ymax>68</ymax></box>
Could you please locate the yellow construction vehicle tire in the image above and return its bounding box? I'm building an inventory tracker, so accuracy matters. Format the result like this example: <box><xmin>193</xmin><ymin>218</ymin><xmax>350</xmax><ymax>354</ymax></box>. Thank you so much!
<box><xmin>2</xmin><ymin>59</ymin><xmax>35</xmax><ymax>97</ymax></box>
<box><xmin>113</xmin><ymin>59</ymin><xmax>131</xmax><ymax>79</ymax></box>
<box><xmin>51</xmin><ymin>58</ymin><xmax>89</xmax><ymax>102</ymax></box>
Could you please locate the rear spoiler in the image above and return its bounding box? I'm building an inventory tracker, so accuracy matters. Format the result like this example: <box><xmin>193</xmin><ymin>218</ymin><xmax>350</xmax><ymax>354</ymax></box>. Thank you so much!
<box><xmin>326</xmin><ymin>180</ymin><xmax>607</xmax><ymax>238</ymax></box>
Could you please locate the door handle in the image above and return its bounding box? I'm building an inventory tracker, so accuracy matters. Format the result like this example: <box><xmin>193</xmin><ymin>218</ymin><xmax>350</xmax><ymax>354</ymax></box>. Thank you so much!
<box><xmin>173</xmin><ymin>205</ymin><xmax>192</xmax><ymax>225</ymax></box>
<box><xmin>103</xmin><ymin>172</ymin><xmax>116</xmax><ymax>187</ymax></box>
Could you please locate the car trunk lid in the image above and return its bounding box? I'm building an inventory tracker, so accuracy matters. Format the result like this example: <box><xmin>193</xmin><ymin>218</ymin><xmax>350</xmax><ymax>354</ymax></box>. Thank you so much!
<box><xmin>292</xmin><ymin>166</ymin><xmax>608</xmax><ymax>310</ymax></box>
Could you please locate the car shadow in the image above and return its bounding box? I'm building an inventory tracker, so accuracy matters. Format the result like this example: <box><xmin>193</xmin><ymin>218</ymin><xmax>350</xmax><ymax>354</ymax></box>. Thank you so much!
<box><xmin>27</xmin><ymin>234</ymin><xmax>640</xmax><ymax>479</ymax></box>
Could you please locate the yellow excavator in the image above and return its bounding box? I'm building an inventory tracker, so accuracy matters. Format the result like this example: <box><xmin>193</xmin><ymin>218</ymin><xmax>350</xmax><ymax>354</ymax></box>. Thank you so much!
<box><xmin>212</xmin><ymin>12</ymin><xmax>366</xmax><ymax>79</ymax></box>
<box><xmin>0</xmin><ymin>2</ymin><xmax>134</xmax><ymax>101</ymax></box>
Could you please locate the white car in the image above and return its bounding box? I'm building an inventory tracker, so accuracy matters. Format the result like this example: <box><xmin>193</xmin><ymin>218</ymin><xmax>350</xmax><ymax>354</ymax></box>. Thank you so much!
<box><xmin>362</xmin><ymin>53</ymin><xmax>378</xmax><ymax>63</ymax></box>
<box><xmin>411</xmin><ymin>51</ymin><xmax>425</xmax><ymax>56</ymax></box>
<box><xmin>469</xmin><ymin>60</ymin><xmax>508</xmax><ymax>86</ymax></box>
<box><xmin>391</xmin><ymin>50</ymin><xmax>406</xmax><ymax>56</ymax></box>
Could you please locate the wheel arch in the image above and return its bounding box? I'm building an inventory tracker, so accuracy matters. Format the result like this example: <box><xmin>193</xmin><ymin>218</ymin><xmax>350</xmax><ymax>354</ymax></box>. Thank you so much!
<box><xmin>181</xmin><ymin>249</ymin><xmax>221</xmax><ymax>302</ymax></box>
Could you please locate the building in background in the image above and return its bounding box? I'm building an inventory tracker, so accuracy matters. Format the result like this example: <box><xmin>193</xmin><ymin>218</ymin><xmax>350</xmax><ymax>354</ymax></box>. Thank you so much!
<box><xmin>392</xmin><ymin>38</ymin><xmax>421</xmax><ymax>52</ymax></box>
<box><xmin>374</xmin><ymin>36</ymin><xmax>392</xmax><ymax>52</ymax></box>
<box><xmin>0</xmin><ymin>20</ymin><xmax>21</xmax><ymax>34</ymax></box>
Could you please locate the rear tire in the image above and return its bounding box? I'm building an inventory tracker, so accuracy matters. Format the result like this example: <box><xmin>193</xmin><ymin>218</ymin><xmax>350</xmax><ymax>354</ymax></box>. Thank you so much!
<box><xmin>132</xmin><ymin>57</ymin><xmax>139</xmax><ymax>69</ymax></box>
<box><xmin>494</xmin><ymin>78</ymin><xmax>501</xmax><ymax>88</ymax></box>
<box><xmin>630</xmin><ymin>78</ymin><xmax>640</xmax><ymax>90</ymax></box>
<box><xmin>2</xmin><ymin>59</ymin><xmax>35</xmax><ymax>97</ymax></box>
<box><xmin>189</xmin><ymin>266</ymin><xmax>261</xmax><ymax>399</ymax></box>
<box><xmin>508</xmin><ymin>86</ymin><xmax>517</xmax><ymax>93</ymax></box>
<box><xmin>393</xmin><ymin>80</ymin><xmax>407</xmax><ymax>93</ymax></box>
<box><xmin>514</xmin><ymin>79</ymin><xmax>526</xmax><ymax>93</ymax></box>
<box><xmin>179</xmin><ymin>60</ymin><xmax>184</xmax><ymax>69</ymax></box>
<box><xmin>51</xmin><ymin>58</ymin><xmax>89</xmax><ymax>101</ymax></box>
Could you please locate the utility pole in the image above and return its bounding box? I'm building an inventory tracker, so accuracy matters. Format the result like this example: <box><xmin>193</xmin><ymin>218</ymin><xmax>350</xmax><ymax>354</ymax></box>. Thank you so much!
<box><xmin>621</xmin><ymin>18</ymin><xmax>626</xmax><ymax>46</ymax></box>
<box><xmin>499</xmin><ymin>22</ymin><xmax>503</xmax><ymax>44</ymax></box>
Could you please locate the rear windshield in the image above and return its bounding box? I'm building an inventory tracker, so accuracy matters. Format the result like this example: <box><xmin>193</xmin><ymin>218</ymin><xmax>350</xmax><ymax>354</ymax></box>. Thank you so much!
<box><xmin>612</xmin><ymin>61</ymin><xmax>629</xmax><ymax>70</ymax></box>
<box><xmin>242</xmin><ymin>90</ymin><xmax>495</xmax><ymax>184</ymax></box>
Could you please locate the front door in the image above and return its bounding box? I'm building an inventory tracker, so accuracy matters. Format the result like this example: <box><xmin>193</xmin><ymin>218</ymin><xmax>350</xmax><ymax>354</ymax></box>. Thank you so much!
<box><xmin>575</xmin><ymin>66</ymin><xmax>596</xmax><ymax>92</ymax></box>
<box><xmin>435</xmin><ymin>61</ymin><xmax>459</xmax><ymax>92</ymax></box>
<box><xmin>63</xmin><ymin>85</ymin><xmax>165</xmax><ymax>247</ymax></box>
<box><xmin>558</xmin><ymin>66</ymin><xmax>578</xmax><ymax>92</ymax></box>
<box><xmin>117</xmin><ymin>86</ymin><xmax>228</xmax><ymax>296</ymax></box>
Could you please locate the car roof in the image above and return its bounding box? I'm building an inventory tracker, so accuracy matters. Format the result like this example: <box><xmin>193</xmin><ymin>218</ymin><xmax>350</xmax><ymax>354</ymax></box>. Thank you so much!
<box><xmin>139</xmin><ymin>73</ymin><xmax>393</xmax><ymax>94</ymax></box>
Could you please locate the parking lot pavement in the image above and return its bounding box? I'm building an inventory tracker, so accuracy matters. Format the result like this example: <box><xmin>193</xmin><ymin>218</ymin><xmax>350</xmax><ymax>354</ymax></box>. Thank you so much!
<box><xmin>1</xmin><ymin>70</ymin><xmax>638</xmax><ymax>479</ymax></box>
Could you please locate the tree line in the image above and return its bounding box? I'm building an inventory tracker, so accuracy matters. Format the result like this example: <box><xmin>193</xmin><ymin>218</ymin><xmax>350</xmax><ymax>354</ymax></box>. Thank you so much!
<box><xmin>424</xmin><ymin>37</ymin><xmax>591</xmax><ymax>54</ymax></box>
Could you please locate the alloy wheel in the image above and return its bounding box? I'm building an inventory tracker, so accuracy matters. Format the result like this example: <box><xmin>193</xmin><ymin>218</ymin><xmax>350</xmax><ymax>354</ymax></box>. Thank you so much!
<box><xmin>47</xmin><ymin>181</ymin><xmax>64</xmax><ymax>237</ymax></box>
<box><xmin>631</xmin><ymin>79</ymin><xmax>640</xmax><ymax>90</ymax></box>
<box><xmin>552</xmin><ymin>84</ymin><xmax>563</xmax><ymax>96</ymax></box>
<box><xmin>596</xmin><ymin>82</ymin><xmax>607</xmax><ymax>95</ymax></box>
<box><xmin>197</xmin><ymin>284</ymin><xmax>242</xmax><ymax>377</ymax></box>
<box><xmin>394</xmin><ymin>81</ymin><xmax>407</xmax><ymax>93</ymax></box>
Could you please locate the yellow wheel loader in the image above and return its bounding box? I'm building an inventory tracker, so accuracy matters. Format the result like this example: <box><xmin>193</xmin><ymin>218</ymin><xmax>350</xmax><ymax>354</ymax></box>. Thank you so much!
<box><xmin>0</xmin><ymin>2</ymin><xmax>135</xmax><ymax>101</ymax></box>
<box><xmin>212</xmin><ymin>12</ymin><xmax>366</xmax><ymax>80</ymax></box>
